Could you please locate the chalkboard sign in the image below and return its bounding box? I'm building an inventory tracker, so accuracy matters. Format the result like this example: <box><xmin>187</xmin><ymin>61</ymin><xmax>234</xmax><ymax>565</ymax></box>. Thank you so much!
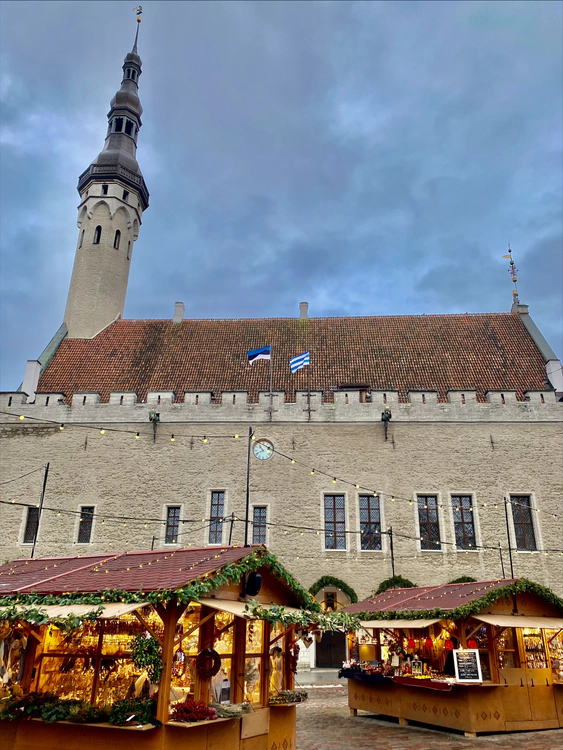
<box><xmin>453</xmin><ymin>649</ymin><xmax>482</xmax><ymax>682</ymax></box>
<box><xmin>411</xmin><ymin>660</ymin><xmax>423</xmax><ymax>676</ymax></box>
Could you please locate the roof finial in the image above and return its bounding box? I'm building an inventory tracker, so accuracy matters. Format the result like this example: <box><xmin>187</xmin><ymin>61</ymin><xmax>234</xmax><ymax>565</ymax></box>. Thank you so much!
<box><xmin>132</xmin><ymin>5</ymin><xmax>142</xmax><ymax>53</ymax></box>
<box><xmin>503</xmin><ymin>244</ymin><xmax>519</xmax><ymax>305</ymax></box>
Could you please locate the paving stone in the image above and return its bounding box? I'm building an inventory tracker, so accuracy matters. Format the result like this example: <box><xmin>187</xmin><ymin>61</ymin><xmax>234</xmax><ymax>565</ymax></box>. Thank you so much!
<box><xmin>296</xmin><ymin>685</ymin><xmax>563</xmax><ymax>749</ymax></box>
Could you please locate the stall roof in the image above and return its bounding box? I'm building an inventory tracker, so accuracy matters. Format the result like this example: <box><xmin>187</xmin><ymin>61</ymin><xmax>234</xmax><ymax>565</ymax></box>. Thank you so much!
<box><xmin>198</xmin><ymin>598</ymin><xmax>302</xmax><ymax>619</ymax></box>
<box><xmin>0</xmin><ymin>546</ymin><xmax>300</xmax><ymax>600</ymax></box>
<box><xmin>474</xmin><ymin>614</ymin><xmax>563</xmax><ymax>630</ymax></box>
<box><xmin>35</xmin><ymin>602</ymin><xmax>149</xmax><ymax>619</ymax></box>
<box><xmin>360</xmin><ymin>619</ymin><xmax>441</xmax><ymax>629</ymax></box>
<box><xmin>346</xmin><ymin>579</ymin><xmax>522</xmax><ymax>615</ymax></box>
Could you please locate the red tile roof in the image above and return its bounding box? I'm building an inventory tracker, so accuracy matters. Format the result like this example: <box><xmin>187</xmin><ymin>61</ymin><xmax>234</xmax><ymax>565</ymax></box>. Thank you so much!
<box><xmin>346</xmin><ymin>579</ymin><xmax>520</xmax><ymax>614</ymax></box>
<box><xmin>0</xmin><ymin>546</ymin><xmax>264</xmax><ymax>595</ymax></box>
<box><xmin>38</xmin><ymin>313</ymin><xmax>548</xmax><ymax>404</ymax></box>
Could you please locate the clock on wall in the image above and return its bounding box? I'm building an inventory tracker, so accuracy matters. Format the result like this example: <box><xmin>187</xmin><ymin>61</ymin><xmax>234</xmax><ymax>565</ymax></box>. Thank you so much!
<box><xmin>253</xmin><ymin>439</ymin><xmax>274</xmax><ymax>460</ymax></box>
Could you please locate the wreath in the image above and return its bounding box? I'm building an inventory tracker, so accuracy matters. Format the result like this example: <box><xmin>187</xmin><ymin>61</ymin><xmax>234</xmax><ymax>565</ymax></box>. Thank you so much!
<box><xmin>195</xmin><ymin>648</ymin><xmax>222</xmax><ymax>679</ymax></box>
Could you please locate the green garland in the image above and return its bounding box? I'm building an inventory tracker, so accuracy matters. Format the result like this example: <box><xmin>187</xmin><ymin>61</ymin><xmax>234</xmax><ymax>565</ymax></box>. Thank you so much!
<box><xmin>309</xmin><ymin>576</ymin><xmax>358</xmax><ymax>604</ymax></box>
<box><xmin>244</xmin><ymin>601</ymin><xmax>360</xmax><ymax>632</ymax></box>
<box><xmin>374</xmin><ymin>575</ymin><xmax>416</xmax><ymax>595</ymax></box>
<box><xmin>355</xmin><ymin>579</ymin><xmax>563</xmax><ymax>622</ymax></box>
<box><xmin>448</xmin><ymin>576</ymin><xmax>477</xmax><ymax>584</ymax></box>
<box><xmin>0</xmin><ymin>550</ymin><xmax>320</xmax><ymax>629</ymax></box>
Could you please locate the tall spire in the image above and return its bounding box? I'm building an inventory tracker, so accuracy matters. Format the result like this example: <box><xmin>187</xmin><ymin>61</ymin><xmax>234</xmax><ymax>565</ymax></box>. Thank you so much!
<box><xmin>63</xmin><ymin>13</ymin><xmax>149</xmax><ymax>339</ymax></box>
<box><xmin>77</xmin><ymin>14</ymin><xmax>148</xmax><ymax>209</ymax></box>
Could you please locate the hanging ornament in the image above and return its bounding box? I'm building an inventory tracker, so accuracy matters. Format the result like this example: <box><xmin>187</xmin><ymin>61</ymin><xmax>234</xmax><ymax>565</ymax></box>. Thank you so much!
<box><xmin>407</xmin><ymin>638</ymin><xmax>416</xmax><ymax>650</ymax></box>
<box><xmin>467</xmin><ymin>638</ymin><xmax>478</xmax><ymax>649</ymax></box>
<box><xmin>424</xmin><ymin>637</ymin><xmax>433</xmax><ymax>649</ymax></box>
<box><xmin>445</xmin><ymin>639</ymin><xmax>454</xmax><ymax>651</ymax></box>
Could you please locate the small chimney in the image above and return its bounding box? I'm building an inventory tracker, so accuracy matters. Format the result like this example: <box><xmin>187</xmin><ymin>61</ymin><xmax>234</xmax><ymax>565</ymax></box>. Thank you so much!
<box><xmin>299</xmin><ymin>301</ymin><xmax>309</xmax><ymax>319</ymax></box>
<box><xmin>173</xmin><ymin>302</ymin><xmax>185</xmax><ymax>323</ymax></box>
<box><xmin>22</xmin><ymin>360</ymin><xmax>41</xmax><ymax>403</ymax></box>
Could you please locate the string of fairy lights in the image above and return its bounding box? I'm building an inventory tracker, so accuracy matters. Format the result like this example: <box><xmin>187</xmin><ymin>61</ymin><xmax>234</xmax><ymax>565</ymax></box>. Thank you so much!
<box><xmin>1</xmin><ymin>411</ymin><xmax>561</xmax><ymax>557</ymax></box>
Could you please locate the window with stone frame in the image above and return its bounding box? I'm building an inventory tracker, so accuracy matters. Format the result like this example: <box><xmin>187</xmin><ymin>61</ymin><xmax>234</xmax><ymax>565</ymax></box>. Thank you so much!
<box><xmin>165</xmin><ymin>506</ymin><xmax>181</xmax><ymax>544</ymax></box>
<box><xmin>452</xmin><ymin>495</ymin><xmax>477</xmax><ymax>550</ymax></box>
<box><xmin>510</xmin><ymin>496</ymin><xmax>537</xmax><ymax>551</ymax></box>
<box><xmin>359</xmin><ymin>495</ymin><xmax>382</xmax><ymax>550</ymax></box>
<box><xmin>23</xmin><ymin>507</ymin><xmax>40</xmax><ymax>545</ymax></box>
<box><xmin>418</xmin><ymin>495</ymin><xmax>442</xmax><ymax>550</ymax></box>
<box><xmin>77</xmin><ymin>506</ymin><xmax>95</xmax><ymax>544</ymax></box>
<box><xmin>324</xmin><ymin>494</ymin><xmax>346</xmax><ymax>550</ymax></box>
<box><xmin>252</xmin><ymin>506</ymin><xmax>267</xmax><ymax>544</ymax></box>
<box><xmin>209</xmin><ymin>491</ymin><xmax>225</xmax><ymax>544</ymax></box>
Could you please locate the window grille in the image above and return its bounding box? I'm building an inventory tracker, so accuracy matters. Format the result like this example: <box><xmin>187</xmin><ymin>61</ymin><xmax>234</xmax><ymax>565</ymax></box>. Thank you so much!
<box><xmin>23</xmin><ymin>508</ymin><xmax>40</xmax><ymax>545</ymax></box>
<box><xmin>359</xmin><ymin>495</ymin><xmax>381</xmax><ymax>550</ymax></box>
<box><xmin>77</xmin><ymin>506</ymin><xmax>95</xmax><ymax>544</ymax></box>
<box><xmin>165</xmin><ymin>506</ymin><xmax>180</xmax><ymax>544</ymax></box>
<box><xmin>452</xmin><ymin>495</ymin><xmax>476</xmax><ymax>550</ymax></box>
<box><xmin>252</xmin><ymin>506</ymin><xmax>267</xmax><ymax>544</ymax></box>
<box><xmin>209</xmin><ymin>491</ymin><xmax>225</xmax><ymax>544</ymax></box>
<box><xmin>324</xmin><ymin>495</ymin><xmax>346</xmax><ymax>550</ymax></box>
<box><xmin>418</xmin><ymin>495</ymin><xmax>441</xmax><ymax>550</ymax></box>
<box><xmin>510</xmin><ymin>496</ymin><xmax>537</xmax><ymax>551</ymax></box>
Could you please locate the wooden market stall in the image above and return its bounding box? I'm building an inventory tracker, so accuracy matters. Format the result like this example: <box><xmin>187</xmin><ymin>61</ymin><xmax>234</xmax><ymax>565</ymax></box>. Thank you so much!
<box><xmin>0</xmin><ymin>545</ymin><xmax>315</xmax><ymax>750</ymax></box>
<box><xmin>341</xmin><ymin>579</ymin><xmax>563</xmax><ymax>737</ymax></box>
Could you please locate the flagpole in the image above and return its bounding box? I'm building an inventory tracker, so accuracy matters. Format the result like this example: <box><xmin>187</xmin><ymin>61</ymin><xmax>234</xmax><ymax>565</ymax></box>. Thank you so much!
<box><xmin>269</xmin><ymin>346</ymin><xmax>273</xmax><ymax>422</ymax></box>
<box><xmin>307</xmin><ymin>357</ymin><xmax>311</xmax><ymax>422</ymax></box>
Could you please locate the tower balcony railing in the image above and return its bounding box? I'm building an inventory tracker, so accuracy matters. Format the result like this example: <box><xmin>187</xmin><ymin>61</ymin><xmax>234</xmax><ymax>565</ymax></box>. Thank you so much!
<box><xmin>77</xmin><ymin>164</ymin><xmax>149</xmax><ymax>209</ymax></box>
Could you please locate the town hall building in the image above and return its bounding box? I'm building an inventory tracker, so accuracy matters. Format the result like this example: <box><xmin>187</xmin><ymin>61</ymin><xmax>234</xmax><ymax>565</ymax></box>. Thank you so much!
<box><xmin>1</xmin><ymin>23</ymin><xmax>562</xmax><ymax>668</ymax></box>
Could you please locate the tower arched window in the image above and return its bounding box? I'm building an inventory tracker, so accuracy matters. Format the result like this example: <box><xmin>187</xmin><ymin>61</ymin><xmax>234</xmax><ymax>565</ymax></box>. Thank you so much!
<box><xmin>113</xmin><ymin>230</ymin><xmax>121</xmax><ymax>249</ymax></box>
<box><xmin>78</xmin><ymin>230</ymin><xmax>85</xmax><ymax>249</ymax></box>
<box><xmin>93</xmin><ymin>225</ymin><xmax>102</xmax><ymax>244</ymax></box>
<box><xmin>127</xmin><ymin>241</ymin><xmax>131</xmax><ymax>260</ymax></box>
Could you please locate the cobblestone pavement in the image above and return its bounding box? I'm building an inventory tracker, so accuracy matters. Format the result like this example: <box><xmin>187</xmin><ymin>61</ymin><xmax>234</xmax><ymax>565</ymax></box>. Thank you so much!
<box><xmin>295</xmin><ymin>682</ymin><xmax>563</xmax><ymax>750</ymax></box>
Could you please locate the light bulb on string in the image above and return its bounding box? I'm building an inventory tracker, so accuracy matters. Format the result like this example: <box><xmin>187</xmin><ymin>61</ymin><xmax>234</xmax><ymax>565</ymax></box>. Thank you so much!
<box><xmin>234</xmin><ymin>434</ymin><xmax>239</xmax><ymax>439</ymax></box>
<box><xmin>19</xmin><ymin>415</ymin><xmax>24</xmax><ymax>420</ymax></box>
<box><xmin>100</xmin><ymin>429</ymin><xmax>105</xmax><ymax>435</ymax></box>
<box><xmin>135</xmin><ymin>433</ymin><xmax>140</xmax><ymax>439</ymax></box>
<box><xmin>59</xmin><ymin>424</ymin><xmax>65</xmax><ymax>430</ymax></box>
<box><xmin>311</xmin><ymin>469</ymin><xmax>315</xmax><ymax>475</ymax></box>
<box><xmin>170</xmin><ymin>435</ymin><xmax>175</xmax><ymax>442</ymax></box>
<box><xmin>203</xmin><ymin>436</ymin><xmax>208</xmax><ymax>443</ymax></box>
<box><xmin>332</xmin><ymin>478</ymin><xmax>337</xmax><ymax>484</ymax></box>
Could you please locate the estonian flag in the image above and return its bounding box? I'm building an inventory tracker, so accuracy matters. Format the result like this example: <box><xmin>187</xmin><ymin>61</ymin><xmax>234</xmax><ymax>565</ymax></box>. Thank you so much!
<box><xmin>248</xmin><ymin>345</ymin><xmax>271</xmax><ymax>365</ymax></box>
<box><xmin>290</xmin><ymin>351</ymin><xmax>310</xmax><ymax>373</ymax></box>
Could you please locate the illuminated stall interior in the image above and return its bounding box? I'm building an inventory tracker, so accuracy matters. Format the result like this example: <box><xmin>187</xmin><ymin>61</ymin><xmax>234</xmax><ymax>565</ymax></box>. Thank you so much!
<box><xmin>0</xmin><ymin>545</ymin><xmax>315</xmax><ymax>750</ymax></box>
<box><xmin>342</xmin><ymin>578</ymin><xmax>563</xmax><ymax>736</ymax></box>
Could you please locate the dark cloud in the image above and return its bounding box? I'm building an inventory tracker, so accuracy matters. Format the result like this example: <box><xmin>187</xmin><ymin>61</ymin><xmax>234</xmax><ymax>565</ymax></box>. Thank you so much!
<box><xmin>1</xmin><ymin>0</ymin><xmax>561</xmax><ymax>389</ymax></box>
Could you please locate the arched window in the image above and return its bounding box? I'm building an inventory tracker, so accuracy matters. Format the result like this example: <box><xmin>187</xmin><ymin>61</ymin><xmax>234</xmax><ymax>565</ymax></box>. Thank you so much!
<box><xmin>78</xmin><ymin>230</ymin><xmax>85</xmax><ymax>248</ymax></box>
<box><xmin>113</xmin><ymin>230</ymin><xmax>121</xmax><ymax>249</ymax></box>
<box><xmin>127</xmin><ymin>241</ymin><xmax>131</xmax><ymax>260</ymax></box>
<box><xmin>93</xmin><ymin>225</ymin><xmax>102</xmax><ymax>244</ymax></box>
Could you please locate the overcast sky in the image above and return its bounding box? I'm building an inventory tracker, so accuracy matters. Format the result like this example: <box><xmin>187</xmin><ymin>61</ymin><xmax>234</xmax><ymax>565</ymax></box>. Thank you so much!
<box><xmin>1</xmin><ymin>0</ymin><xmax>561</xmax><ymax>390</ymax></box>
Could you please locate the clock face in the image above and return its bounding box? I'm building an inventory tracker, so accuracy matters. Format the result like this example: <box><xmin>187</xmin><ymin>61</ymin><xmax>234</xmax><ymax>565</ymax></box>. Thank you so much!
<box><xmin>253</xmin><ymin>439</ymin><xmax>274</xmax><ymax>460</ymax></box>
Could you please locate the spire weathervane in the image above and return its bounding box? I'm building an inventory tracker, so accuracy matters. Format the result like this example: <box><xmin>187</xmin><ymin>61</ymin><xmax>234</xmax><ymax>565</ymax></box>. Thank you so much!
<box><xmin>132</xmin><ymin>6</ymin><xmax>142</xmax><ymax>50</ymax></box>
<box><xmin>503</xmin><ymin>245</ymin><xmax>519</xmax><ymax>305</ymax></box>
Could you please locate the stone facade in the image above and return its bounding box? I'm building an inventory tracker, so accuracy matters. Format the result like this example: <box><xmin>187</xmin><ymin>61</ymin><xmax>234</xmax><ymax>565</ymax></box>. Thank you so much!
<box><xmin>1</xmin><ymin>390</ymin><xmax>561</xmax><ymax>599</ymax></box>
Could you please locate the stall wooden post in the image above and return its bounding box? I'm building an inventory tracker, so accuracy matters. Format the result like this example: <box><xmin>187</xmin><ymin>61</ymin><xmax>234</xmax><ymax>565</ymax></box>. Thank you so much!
<box><xmin>260</xmin><ymin>620</ymin><xmax>271</xmax><ymax>706</ymax></box>
<box><xmin>194</xmin><ymin>604</ymin><xmax>215</xmax><ymax>703</ymax></box>
<box><xmin>89</xmin><ymin>620</ymin><xmax>105</xmax><ymax>705</ymax></box>
<box><xmin>156</xmin><ymin>600</ymin><xmax>187</xmax><ymax>725</ymax></box>
<box><xmin>232</xmin><ymin>616</ymin><xmax>247</xmax><ymax>704</ymax></box>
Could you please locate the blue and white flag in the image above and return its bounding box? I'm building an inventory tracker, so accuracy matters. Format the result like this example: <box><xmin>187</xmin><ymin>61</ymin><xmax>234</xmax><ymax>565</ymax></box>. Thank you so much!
<box><xmin>248</xmin><ymin>345</ymin><xmax>271</xmax><ymax>365</ymax></box>
<box><xmin>290</xmin><ymin>351</ymin><xmax>310</xmax><ymax>373</ymax></box>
